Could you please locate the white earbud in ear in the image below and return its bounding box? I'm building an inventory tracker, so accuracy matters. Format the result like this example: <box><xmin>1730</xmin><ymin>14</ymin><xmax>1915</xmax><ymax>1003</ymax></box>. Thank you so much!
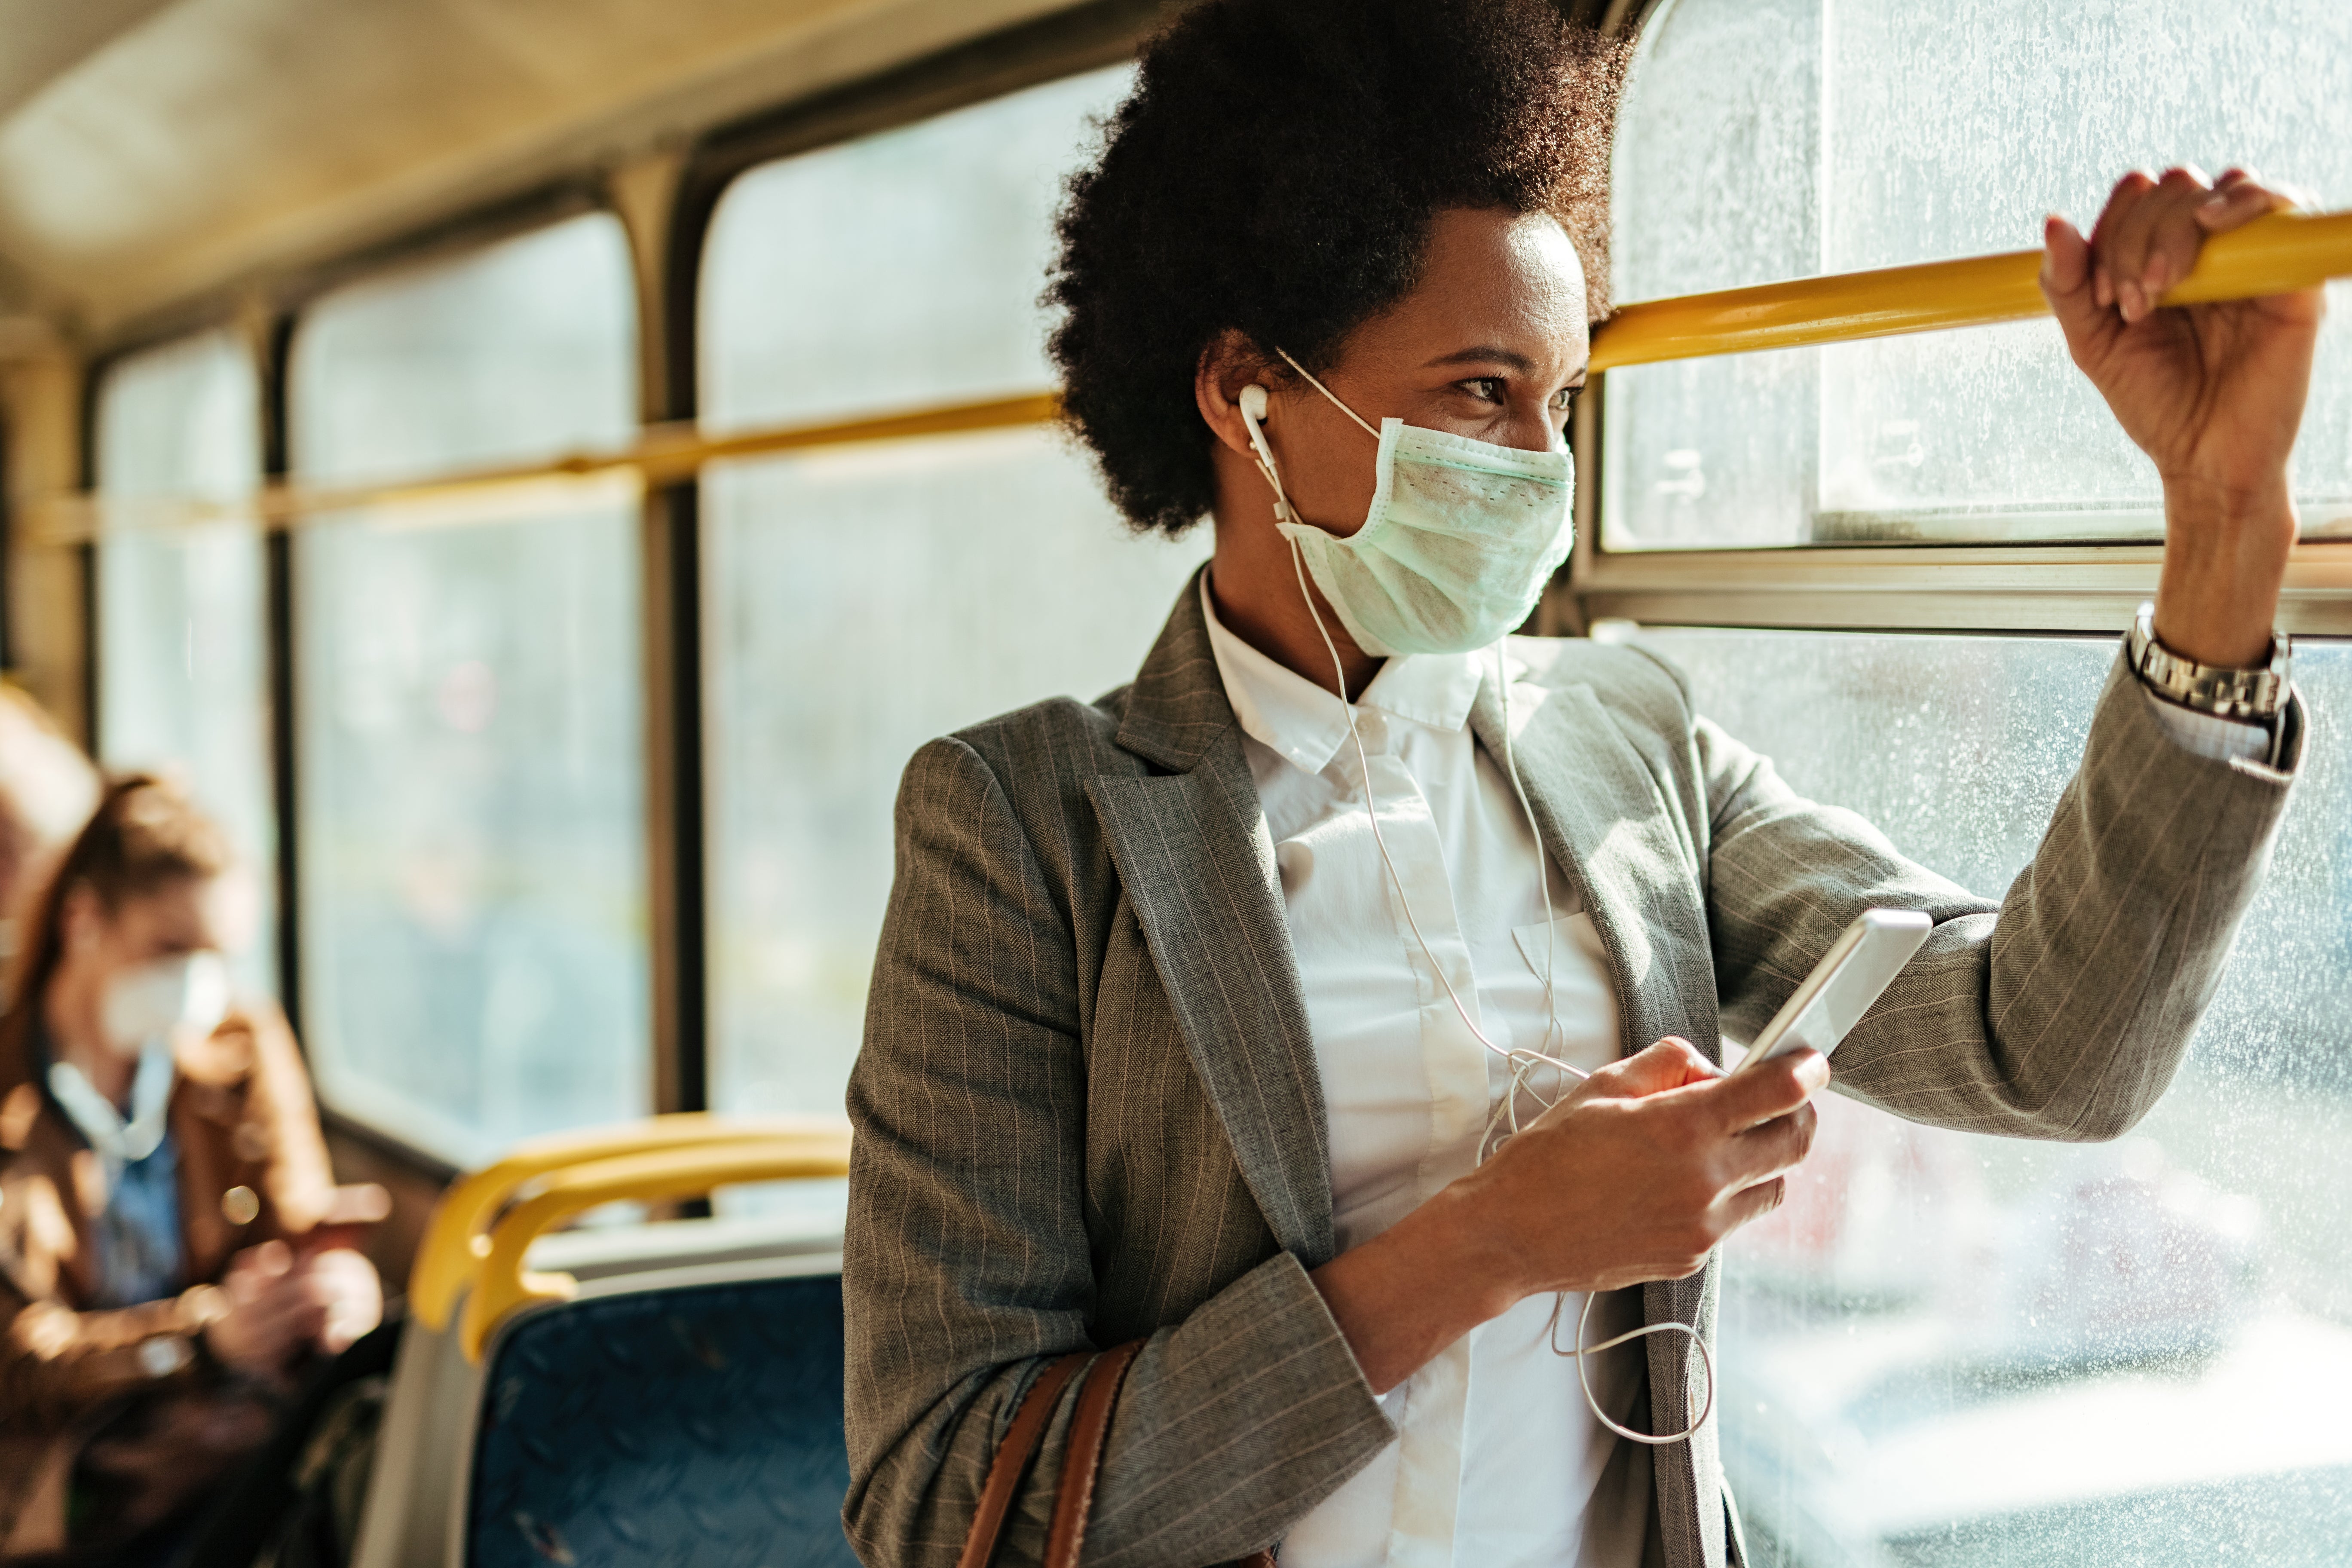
<box><xmin>1234</xmin><ymin>384</ymin><xmax>1293</xmax><ymax>524</ymax></box>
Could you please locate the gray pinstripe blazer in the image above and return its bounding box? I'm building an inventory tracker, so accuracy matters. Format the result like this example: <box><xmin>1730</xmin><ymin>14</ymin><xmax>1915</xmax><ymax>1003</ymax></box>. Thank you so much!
<box><xmin>842</xmin><ymin>571</ymin><xmax>2301</xmax><ymax>1568</ymax></box>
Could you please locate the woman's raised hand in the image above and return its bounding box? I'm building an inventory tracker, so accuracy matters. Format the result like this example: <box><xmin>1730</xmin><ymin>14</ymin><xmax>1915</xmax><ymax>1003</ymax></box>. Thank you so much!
<box><xmin>2042</xmin><ymin>166</ymin><xmax>2324</xmax><ymax>668</ymax></box>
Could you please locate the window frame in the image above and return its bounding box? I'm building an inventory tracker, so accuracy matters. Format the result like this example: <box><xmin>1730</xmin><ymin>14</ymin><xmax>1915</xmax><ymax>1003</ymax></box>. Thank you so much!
<box><xmin>1564</xmin><ymin>367</ymin><xmax>2352</xmax><ymax>640</ymax></box>
<box><xmin>1556</xmin><ymin>0</ymin><xmax>2352</xmax><ymax>640</ymax></box>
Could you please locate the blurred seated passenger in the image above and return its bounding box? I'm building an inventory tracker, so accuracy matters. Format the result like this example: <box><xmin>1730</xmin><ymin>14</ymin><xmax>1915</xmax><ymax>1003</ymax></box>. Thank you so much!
<box><xmin>0</xmin><ymin>775</ymin><xmax>384</xmax><ymax>1563</ymax></box>
<box><xmin>0</xmin><ymin>687</ymin><xmax>99</xmax><ymax>980</ymax></box>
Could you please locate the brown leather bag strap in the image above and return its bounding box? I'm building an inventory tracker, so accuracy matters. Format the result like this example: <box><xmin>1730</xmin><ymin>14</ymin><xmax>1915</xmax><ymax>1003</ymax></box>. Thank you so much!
<box><xmin>956</xmin><ymin>1349</ymin><xmax>1093</xmax><ymax>1568</ymax></box>
<box><xmin>960</xmin><ymin>1341</ymin><xmax>1281</xmax><ymax>1568</ymax></box>
<box><xmin>1043</xmin><ymin>1339</ymin><xmax>1144</xmax><ymax>1568</ymax></box>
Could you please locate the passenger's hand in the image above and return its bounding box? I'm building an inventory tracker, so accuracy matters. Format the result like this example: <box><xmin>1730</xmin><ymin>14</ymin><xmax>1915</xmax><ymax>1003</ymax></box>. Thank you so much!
<box><xmin>301</xmin><ymin>1246</ymin><xmax>384</xmax><ymax>1356</ymax></box>
<box><xmin>203</xmin><ymin>1240</ymin><xmax>383</xmax><ymax>1374</ymax></box>
<box><xmin>1461</xmin><ymin>1036</ymin><xmax>1824</xmax><ymax>1296</ymax></box>
<box><xmin>2043</xmin><ymin>166</ymin><xmax>2323</xmax><ymax>667</ymax></box>
<box><xmin>1310</xmin><ymin>1035</ymin><xmax>1824</xmax><ymax>1395</ymax></box>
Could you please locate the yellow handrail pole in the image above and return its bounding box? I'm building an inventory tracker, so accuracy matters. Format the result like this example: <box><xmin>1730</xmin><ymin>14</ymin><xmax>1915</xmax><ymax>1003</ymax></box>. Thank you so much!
<box><xmin>28</xmin><ymin>208</ymin><xmax>2352</xmax><ymax>542</ymax></box>
<box><xmin>1589</xmin><ymin>208</ymin><xmax>2352</xmax><ymax>371</ymax></box>
<box><xmin>458</xmin><ymin>1133</ymin><xmax>855</xmax><ymax>1362</ymax></box>
<box><xmin>25</xmin><ymin>392</ymin><xmax>1060</xmax><ymax>546</ymax></box>
<box><xmin>407</xmin><ymin>1112</ymin><xmax>851</xmax><ymax>1332</ymax></box>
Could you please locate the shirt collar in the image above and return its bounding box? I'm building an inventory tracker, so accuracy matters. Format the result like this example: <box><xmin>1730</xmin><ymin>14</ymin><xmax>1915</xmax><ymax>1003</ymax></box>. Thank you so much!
<box><xmin>33</xmin><ymin>1017</ymin><xmax>175</xmax><ymax>1167</ymax></box>
<box><xmin>1199</xmin><ymin>572</ymin><xmax>1487</xmax><ymax>776</ymax></box>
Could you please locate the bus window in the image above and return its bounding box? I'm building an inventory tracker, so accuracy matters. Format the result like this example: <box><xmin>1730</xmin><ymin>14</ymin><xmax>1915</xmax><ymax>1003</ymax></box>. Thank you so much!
<box><xmin>1605</xmin><ymin>0</ymin><xmax>2352</xmax><ymax>549</ymax></box>
<box><xmin>1592</xmin><ymin>2</ymin><xmax>2352</xmax><ymax>1548</ymax></box>
<box><xmin>1638</xmin><ymin>625</ymin><xmax>2352</xmax><ymax>1562</ymax></box>
<box><xmin>699</xmin><ymin>65</ymin><xmax>1209</xmax><ymax>1122</ymax></box>
<box><xmin>94</xmin><ymin>329</ymin><xmax>276</xmax><ymax>1000</ymax></box>
<box><xmin>287</xmin><ymin>212</ymin><xmax>648</xmax><ymax>1164</ymax></box>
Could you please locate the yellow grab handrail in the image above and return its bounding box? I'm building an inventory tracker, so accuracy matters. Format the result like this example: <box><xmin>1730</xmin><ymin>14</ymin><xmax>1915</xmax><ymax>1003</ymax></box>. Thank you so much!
<box><xmin>457</xmin><ymin>1132</ymin><xmax>854</xmax><ymax>1362</ymax></box>
<box><xmin>409</xmin><ymin>1112</ymin><xmax>850</xmax><ymax>1332</ymax></box>
<box><xmin>24</xmin><ymin>392</ymin><xmax>1059</xmax><ymax>546</ymax></box>
<box><xmin>27</xmin><ymin>208</ymin><xmax>2352</xmax><ymax>544</ymax></box>
<box><xmin>1589</xmin><ymin>208</ymin><xmax>2352</xmax><ymax>371</ymax></box>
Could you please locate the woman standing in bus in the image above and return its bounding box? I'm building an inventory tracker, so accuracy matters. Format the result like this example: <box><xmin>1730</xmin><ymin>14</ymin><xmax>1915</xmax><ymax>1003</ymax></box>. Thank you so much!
<box><xmin>0</xmin><ymin>776</ymin><xmax>384</xmax><ymax>1562</ymax></box>
<box><xmin>843</xmin><ymin>3</ymin><xmax>2315</xmax><ymax>1564</ymax></box>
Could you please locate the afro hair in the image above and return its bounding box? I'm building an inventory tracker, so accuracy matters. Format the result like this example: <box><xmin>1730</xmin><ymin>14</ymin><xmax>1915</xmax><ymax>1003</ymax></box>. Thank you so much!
<box><xmin>1047</xmin><ymin>0</ymin><xmax>1625</xmax><ymax>536</ymax></box>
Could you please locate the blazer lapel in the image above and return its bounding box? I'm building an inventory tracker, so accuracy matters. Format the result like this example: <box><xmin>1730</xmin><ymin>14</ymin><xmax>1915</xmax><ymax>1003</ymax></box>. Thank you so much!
<box><xmin>1470</xmin><ymin>671</ymin><xmax>1721</xmax><ymax>1066</ymax></box>
<box><xmin>1086</xmin><ymin>573</ymin><xmax>1335</xmax><ymax>1266</ymax></box>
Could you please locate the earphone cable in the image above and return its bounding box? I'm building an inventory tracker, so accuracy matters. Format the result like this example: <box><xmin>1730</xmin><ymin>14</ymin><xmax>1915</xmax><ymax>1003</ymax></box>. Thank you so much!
<box><xmin>1245</xmin><ymin>387</ymin><xmax>1711</xmax><ymax>1446</ymax></box>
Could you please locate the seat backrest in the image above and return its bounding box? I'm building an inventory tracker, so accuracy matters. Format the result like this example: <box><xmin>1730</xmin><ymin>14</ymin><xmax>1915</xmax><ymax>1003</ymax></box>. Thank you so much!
<box><xmin>463</xmin><ymin>1261</ymin><xmax>859</xmax><ymax>1568</ymax></box>
<box><xmin>354</xmin><ymin>1208</ymin><xmax>849</xmax><ymax>1568</ymax></box>
<box><xmin>361</xmin><ymin>1133</ymin><xmax>855</xmax><ymax>1568</ymax></box>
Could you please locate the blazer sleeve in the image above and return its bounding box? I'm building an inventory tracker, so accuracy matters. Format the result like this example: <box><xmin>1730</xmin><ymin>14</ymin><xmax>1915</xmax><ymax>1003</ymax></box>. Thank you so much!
<box><xmin>1694</xmin><ymin>649</ymin><xmax>2300</xmax><ymax>1140</ymax></box>
<box><xmin>842</xmin><ymin>737</ymin><xmax>1390</xmax><ymax>1568</ymax></box>
<box><xmin>0</xmin><ymin>1286</ymin><xmax>224</xmax><ymax>1432</ymax></box>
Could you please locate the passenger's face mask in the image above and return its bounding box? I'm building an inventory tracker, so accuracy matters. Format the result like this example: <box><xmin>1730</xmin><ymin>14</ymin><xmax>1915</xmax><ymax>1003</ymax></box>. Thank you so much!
<box><xmin>1238</xmin><ymin>350</ymin><xmax>1574</xmax><ymax>658</ymax></box>
<box><xmin>99</xmin><ymin>950</ymin><xmax>230</xmax><ymax>1057</ymax></box>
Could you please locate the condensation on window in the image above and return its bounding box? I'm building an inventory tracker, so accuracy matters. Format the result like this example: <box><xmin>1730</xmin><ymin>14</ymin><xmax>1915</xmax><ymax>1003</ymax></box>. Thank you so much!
<box><xmin>95</xmin><ymin>329</ymin><xmax>277</xmax><ymax>1000</ymax></box>
<box><xmin>1606</xmin><ymin>0</ymin><xmax>2352</xmax><ymax>550</ymax></box>
<box><xmin>1633</xmin><ymin>626</ymin><xmax>2352</xmax><ymax>1566</ymax></box>
<box><xmin>698</xmin><ymin>65</ymin><xmax>1209</xmax><ymax>1133</ymax></box>
<box><xmin>288</xmin><ymin>213</ymin><xmax>649</xmax><ymax>1164</ymax></box>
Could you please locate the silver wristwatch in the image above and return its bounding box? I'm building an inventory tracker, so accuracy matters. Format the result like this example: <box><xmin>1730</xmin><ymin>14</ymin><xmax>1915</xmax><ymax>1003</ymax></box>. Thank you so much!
<box><xmin>2127</xmin><ymin>600</ymin><xmax>2293</xmax><ymax>723</ymax></box>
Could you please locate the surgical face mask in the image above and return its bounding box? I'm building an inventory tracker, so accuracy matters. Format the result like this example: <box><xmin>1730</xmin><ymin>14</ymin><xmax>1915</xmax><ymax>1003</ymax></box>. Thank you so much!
<box><xmin>99</xmin><ymin>951</ymin><xmax>230</xmax><ymax>1057</ymax></box>
<box><xmin>1237</xmin><ymin>350</ymin><xmax>1574</xmax><ymax>658</ymax></box>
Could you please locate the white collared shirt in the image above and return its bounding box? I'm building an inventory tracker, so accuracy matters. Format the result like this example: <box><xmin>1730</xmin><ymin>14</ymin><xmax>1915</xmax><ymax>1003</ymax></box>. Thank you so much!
<box><xmin>1200</xmin><ymin>578</ymin><xmax>1639</xmax><ymax>1568</ymax></box>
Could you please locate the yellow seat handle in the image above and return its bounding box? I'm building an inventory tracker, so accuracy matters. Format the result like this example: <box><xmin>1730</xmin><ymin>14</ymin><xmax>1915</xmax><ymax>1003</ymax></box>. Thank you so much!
<box><xmin>1589</xmin><ymin>208</ymin><xmax>2352</xmax><ymax>371</ymax></box>
<box><xmin>457</xmin><ymin>1130</ymin><xmax>854</xmax><ymax>1362</ymax></box>
<box><xmin>410</xmin><ymin>1114</ymin><xmax>849</xmax><ymax>1332</ymax></box>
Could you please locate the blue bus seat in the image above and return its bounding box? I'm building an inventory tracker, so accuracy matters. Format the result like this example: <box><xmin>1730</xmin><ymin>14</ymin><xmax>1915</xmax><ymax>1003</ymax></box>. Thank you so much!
<box><xmin>465</xmin><ymin>1255</ymin><xmax>858</xmax><ymax>1568</ymax></box>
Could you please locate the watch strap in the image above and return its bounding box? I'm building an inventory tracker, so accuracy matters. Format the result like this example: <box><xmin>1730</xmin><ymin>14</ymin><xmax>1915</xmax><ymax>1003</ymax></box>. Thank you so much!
<box><xmin>2128</xmin><ymin>601</ymin><xmax>2291</xmax><ymax>723</ymax></box>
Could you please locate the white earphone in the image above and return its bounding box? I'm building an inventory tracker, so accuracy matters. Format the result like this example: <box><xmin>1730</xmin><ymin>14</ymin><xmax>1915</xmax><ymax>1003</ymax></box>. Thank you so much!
<box><xmin>1236</xmin><ymin>383</ymin><xmax>1298</xmax><ymax>527</ymax></box>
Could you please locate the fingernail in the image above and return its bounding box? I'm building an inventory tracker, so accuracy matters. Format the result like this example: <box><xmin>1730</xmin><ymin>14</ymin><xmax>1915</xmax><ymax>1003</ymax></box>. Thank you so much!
<box><xmin>2115</xmin><ymin>279</ymin><xmax>2138</xmax><ymax>319</ymax></box>
<box><xmin>2093</xmin><ymin>269</ymin><xmax>2113</xmax><ymax>308</ymax></box>
<box><xmin>2143</xmin><ymin>257</ymin><xmax>2168</xmax><ymax>295</ymax></box>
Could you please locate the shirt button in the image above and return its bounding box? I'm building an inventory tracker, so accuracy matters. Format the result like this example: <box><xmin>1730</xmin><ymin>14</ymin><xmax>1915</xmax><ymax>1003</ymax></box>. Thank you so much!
<box><xmin>220</xmin><ymin>1185</ymin><xmax>260</xmax><ymax>1226</ymax></box>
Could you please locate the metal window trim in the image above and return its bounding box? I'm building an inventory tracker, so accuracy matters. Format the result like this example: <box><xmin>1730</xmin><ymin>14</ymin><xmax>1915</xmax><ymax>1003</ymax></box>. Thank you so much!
<box><xmin>260</xmin><ymin>312</ymin><xmax>301</xmax><ymax>1039</ymax></box>
<box><xmin>1564</xmin><ymin>346</ymin><xmax>2352</xmax><ymax>635</ymax></box>
<box><xmin>612</xmin><ymin>147</ymin><xmax>708</xmax><ymax>1119</ymax></box>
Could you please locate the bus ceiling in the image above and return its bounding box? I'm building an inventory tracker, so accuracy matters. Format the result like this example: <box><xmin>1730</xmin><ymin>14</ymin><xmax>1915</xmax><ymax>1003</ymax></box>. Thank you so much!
<box><xmin>0</xmin><ymin>0</ymin><xmax>1093</xmax><ymax>338</ymax></box>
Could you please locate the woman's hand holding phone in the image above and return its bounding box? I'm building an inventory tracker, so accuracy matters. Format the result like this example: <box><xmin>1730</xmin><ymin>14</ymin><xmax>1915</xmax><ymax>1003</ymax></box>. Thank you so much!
<box><xmin>1465</xmin><ymin>1036</ymin><xmax>1824</xmax><ymax>1296</ymax></box>
<box><xmin>1311</xmin><ymin>1035</ymin><xmax>1823</xmax><ymax>1396</ymax></box>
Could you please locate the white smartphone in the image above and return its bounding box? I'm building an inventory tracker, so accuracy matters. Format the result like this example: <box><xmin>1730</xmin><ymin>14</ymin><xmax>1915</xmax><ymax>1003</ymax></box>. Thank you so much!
<box><xmin>1737</xmin><ymin>908</ymin><xmax>1932</xmax><ymax>1070</ymax></box>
